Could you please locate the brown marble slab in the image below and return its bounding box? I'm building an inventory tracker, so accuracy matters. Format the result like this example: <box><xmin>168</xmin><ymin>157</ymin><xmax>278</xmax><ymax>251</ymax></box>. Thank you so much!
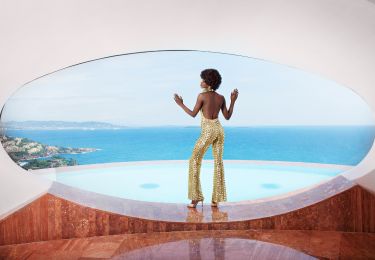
<box><xmin>0</xmin><ymin>182</ymin><xmax>374</xmax><ymax>246</ymax></box>
<box><xmin>1</xmin><ymin>230</ymin><xmax>374</xmax><ymax>259</ymax></box>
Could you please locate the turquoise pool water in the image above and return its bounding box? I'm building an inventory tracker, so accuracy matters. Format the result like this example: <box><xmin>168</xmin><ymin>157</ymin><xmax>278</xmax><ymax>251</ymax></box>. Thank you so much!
<box><xmin>42</xmin><ymin>162</ymin><xmax>345</xmax><ymax>203</ymax></box>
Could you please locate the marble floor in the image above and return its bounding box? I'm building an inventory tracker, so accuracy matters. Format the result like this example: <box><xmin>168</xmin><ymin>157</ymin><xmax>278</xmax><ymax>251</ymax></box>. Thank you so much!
<box><xmin>0</xmin><ymin>229</ymin><xmax>374</xmax><ymax>259</ymax></box>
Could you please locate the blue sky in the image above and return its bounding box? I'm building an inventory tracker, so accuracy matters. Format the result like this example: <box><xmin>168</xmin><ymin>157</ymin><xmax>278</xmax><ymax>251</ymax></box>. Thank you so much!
<box><xmin>2</xmin><ymin>50</ymin><xmax>375</xmax><ymax>126</ymax></box>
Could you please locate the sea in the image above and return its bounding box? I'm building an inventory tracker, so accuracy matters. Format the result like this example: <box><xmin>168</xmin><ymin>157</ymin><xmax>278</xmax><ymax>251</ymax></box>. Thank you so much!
<box><xmin>4</xmin><ymin>125</ymin><xmax>375</xmax><ymax>166</ymax></box>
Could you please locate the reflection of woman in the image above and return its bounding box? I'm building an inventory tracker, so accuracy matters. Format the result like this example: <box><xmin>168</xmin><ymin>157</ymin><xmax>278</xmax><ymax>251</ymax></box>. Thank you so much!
<box><xmin>174</xmin><ymin>68</ymin><xmax>239</xmax><ymax>208</ymax></box>
<box><xmin>188</xmin><ymin>237</ymin><xmax>225</xmax><ymax>260</ymax></box>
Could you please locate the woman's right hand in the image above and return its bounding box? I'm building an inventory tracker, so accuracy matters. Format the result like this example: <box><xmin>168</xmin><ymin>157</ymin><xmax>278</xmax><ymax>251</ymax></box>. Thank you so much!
<box><xmin>174</xmin><ymin>93</ymin><xmax>183</xmax><ymax>106</ymax></box>
<box><xmin>231</xmin><ymin>88</ymin><xmax>239</xmax><ymax>102</ymax></box>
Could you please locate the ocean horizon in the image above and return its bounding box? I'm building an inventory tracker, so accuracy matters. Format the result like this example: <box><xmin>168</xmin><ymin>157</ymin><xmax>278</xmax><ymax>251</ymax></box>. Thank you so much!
<box><xmin>4</xmin><ymin>125</ymin><xmax>375</xmax><ymax>166</ymax></box>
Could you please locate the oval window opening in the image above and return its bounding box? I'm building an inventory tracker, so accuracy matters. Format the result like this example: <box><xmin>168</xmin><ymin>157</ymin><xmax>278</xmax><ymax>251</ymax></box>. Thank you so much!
<box><xmin>1</xmin><ymin>50</ymin><xmax>374</xmax><ymax>203</ymax></box>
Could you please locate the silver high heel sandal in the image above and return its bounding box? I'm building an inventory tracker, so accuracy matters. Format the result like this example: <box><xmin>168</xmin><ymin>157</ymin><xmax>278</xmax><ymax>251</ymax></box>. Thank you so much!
<box><xmin>187</xmin><ymin>199</ymin><xmax>204</xmax><ymax>208</ymax></box>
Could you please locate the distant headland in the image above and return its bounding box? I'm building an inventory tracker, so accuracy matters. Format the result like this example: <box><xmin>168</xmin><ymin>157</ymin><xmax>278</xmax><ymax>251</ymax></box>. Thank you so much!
<box><xmin>0</xmin><ymin>135</ymin><xmax>99</xmax><ymax>170</ymax></box>
<box><xmin>0</xmin><ymin>120</ymin><xmax>128</xmax><ymax>130</ymax></box>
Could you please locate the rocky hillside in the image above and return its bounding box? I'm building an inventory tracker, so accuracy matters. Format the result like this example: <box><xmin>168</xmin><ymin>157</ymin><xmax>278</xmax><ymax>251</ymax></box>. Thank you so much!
<box><xmin>0</xmin><ymin>135</ymin><xmax>98</xmax><ymax>170</ymax></box>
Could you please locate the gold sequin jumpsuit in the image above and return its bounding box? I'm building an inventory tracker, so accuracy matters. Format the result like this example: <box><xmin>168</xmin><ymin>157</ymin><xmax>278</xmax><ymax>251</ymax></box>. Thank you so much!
<box><xmin>188</xmin><ymin>109</ymin><xmax>227</xmax><ymax>203</ymax></box>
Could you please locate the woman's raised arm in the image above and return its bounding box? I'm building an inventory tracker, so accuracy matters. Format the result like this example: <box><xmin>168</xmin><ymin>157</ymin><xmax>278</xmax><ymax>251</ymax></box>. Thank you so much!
<box><xmin>221</xmin><ymin>89</ymin><xmax>238</xmax><ymax>120</ymax></box>
<box><xmin>174</xmin><ymin>93</ymin><xmax>203</xmax><ymax>118</ymax></box>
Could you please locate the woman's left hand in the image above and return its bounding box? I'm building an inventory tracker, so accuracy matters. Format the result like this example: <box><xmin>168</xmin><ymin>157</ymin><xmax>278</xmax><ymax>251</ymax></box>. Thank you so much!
<box><xmin>174</xmin><ymin>93</ymin><xmax>183</xmax><ymax>106</ymax></box>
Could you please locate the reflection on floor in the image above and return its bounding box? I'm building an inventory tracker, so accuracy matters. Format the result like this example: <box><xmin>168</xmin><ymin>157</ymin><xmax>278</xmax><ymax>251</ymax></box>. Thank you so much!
<box><xmin>1</xmin><ymin>229</ymin><xmax>374</xmax><ymax>259</ymax></box>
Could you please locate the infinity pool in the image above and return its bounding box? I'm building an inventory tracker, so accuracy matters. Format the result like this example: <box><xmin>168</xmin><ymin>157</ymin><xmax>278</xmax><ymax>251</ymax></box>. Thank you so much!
<box><xmin>41</xmin><ymin>161</ymin><xmax>346</xmax><ymax>203</ymax></box>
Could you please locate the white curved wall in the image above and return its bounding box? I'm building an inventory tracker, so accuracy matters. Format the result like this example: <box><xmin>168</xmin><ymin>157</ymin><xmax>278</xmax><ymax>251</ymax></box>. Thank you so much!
<box><xmin>1</xmin><ymin>0</ymin><xmax>375</xmax><ymax>219</ymax></box>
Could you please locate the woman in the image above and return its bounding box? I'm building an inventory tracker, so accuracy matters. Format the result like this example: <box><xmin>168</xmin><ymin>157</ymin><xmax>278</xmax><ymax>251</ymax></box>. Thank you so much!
<box><xmin>174</xmin><ymin>68</ymin><xmax>239</xmax><ymax>208</ymax></box>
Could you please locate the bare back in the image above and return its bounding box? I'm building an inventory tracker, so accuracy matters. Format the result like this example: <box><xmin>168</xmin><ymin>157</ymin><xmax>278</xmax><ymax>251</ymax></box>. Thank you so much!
<box><xmin>200</xmin><ymin>92</ymin><xmax>224</xmax><ymax>119</ymax></box>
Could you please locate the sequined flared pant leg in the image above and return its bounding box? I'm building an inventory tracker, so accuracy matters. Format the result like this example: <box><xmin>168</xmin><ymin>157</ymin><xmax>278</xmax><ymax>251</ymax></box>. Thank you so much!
<box><xmin>188</xmin><ymin>115</ymin><xmax>227</xmax><ymax>203</ymax></box>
